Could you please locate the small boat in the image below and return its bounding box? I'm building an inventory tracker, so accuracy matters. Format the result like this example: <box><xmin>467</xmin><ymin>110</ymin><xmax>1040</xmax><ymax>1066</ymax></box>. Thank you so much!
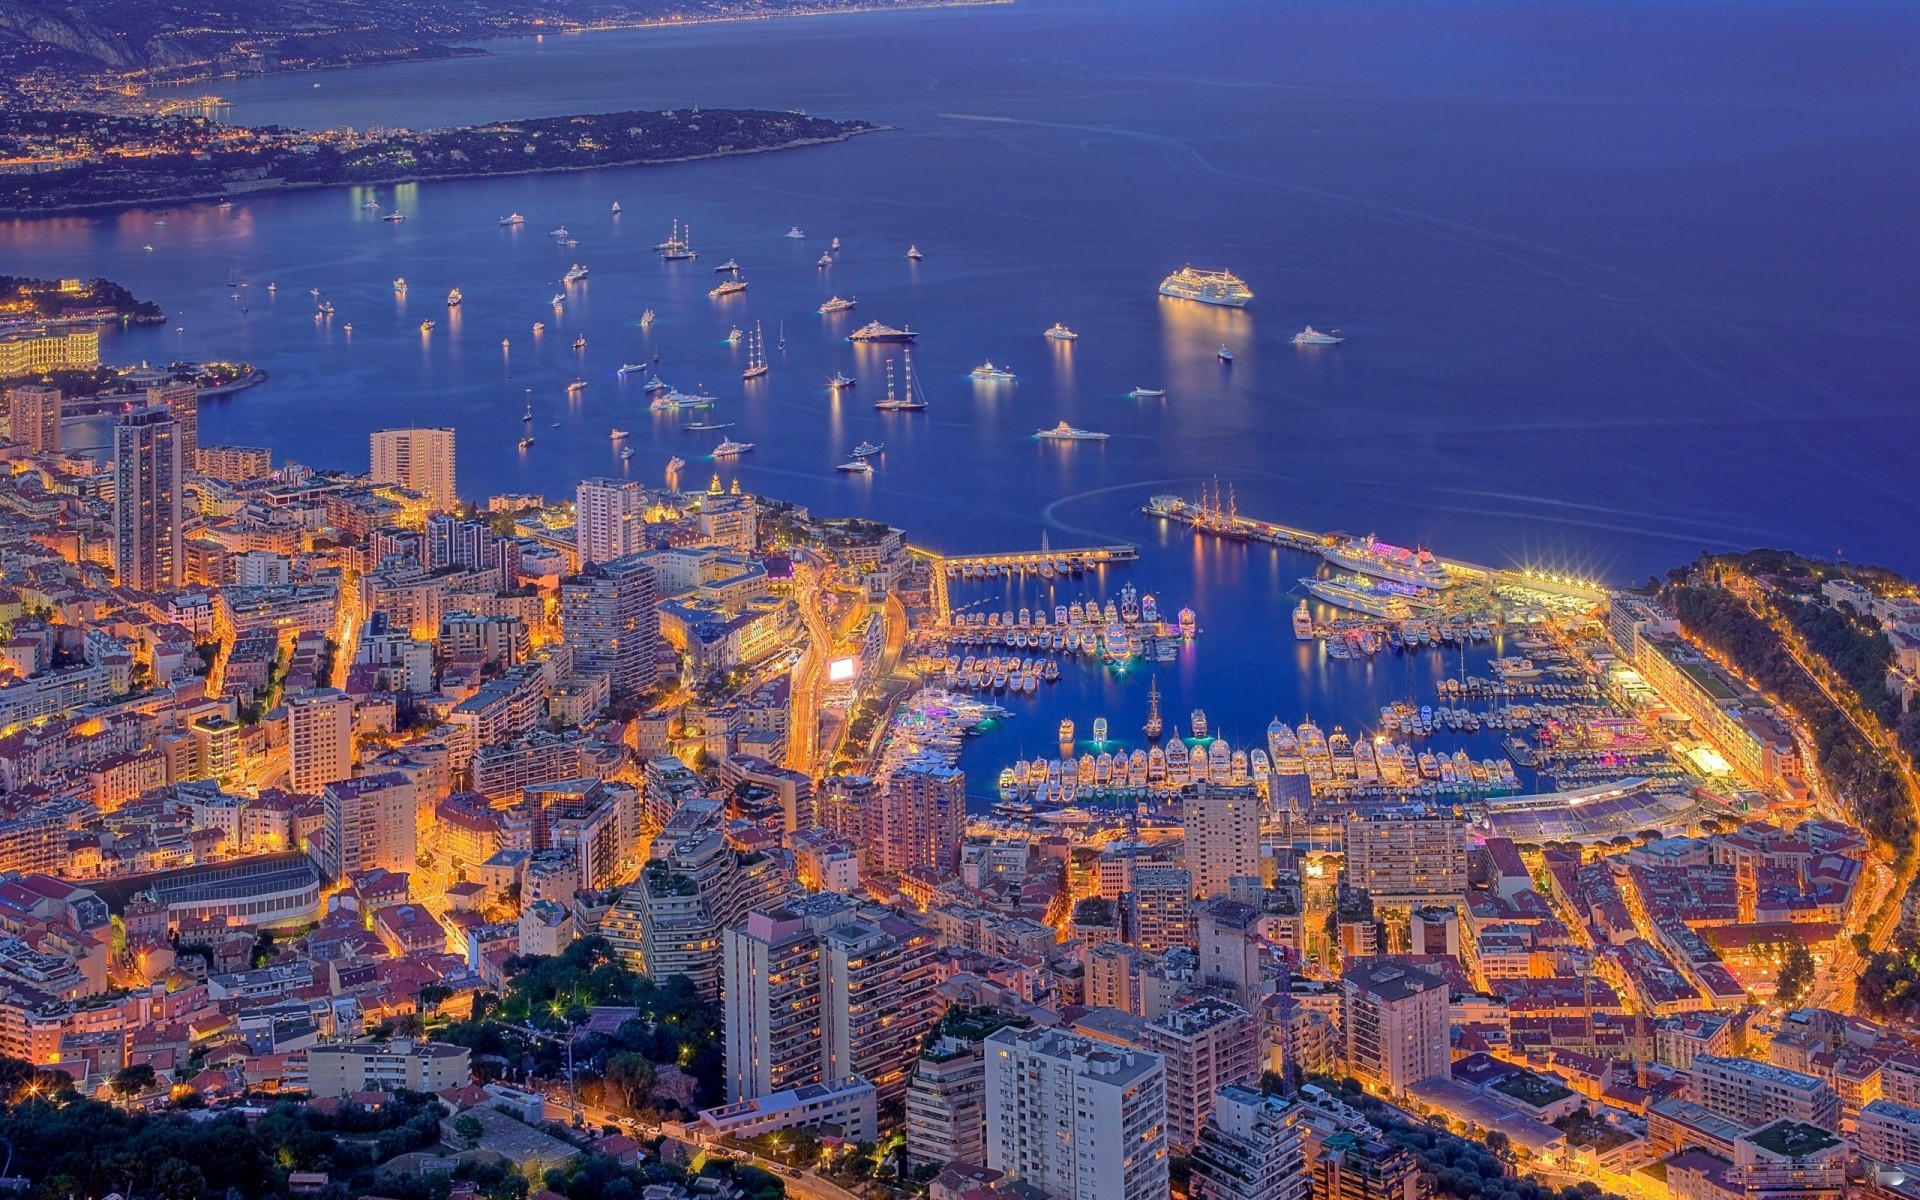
<box><xmin>610</xmin><ymin>428</ymin><xmax>629</xmax><ymax>440</ymax></box>
<box><xmin>785</xmin><ymin>226</ymin><xmax>806</xmax><ymax>239</ymax></box>
<box><xmin>684</xmin><ymin>422</ymin><xmax>732</xmax><ymax>431</ymax></box>
<box><xmin>143</xmin><ymin>244</ymin><xmax>154</xmax><ymax>252</ymax></box>
<box><xmin>620</xmin><ymin>446</ymin><xmax>634</xmax><ymax>460</ymax></box>
<box><xmin>572</xmin><ymin>336</ymin><xmax>587</xmax><ymax>350</ymax></box>
<box><xmin>611</xmin><ymin>201</ymin><xmax>622</xmax><ymax>214</ymax></box>
<box><xmin>567</xmin><ymin>379</ymin><xmax>588</xmax><ymax>394</ymax></box>
<box><xmin>502</xmin><ymin>338</ymin><xmax>512</xmax><ymax>349</ymax></box>
<box><xmin>500</xmin><ymin>213</ymin><xmax>525</xmax><ymax>226</ymax></box>
<box><xmin>361</xmin><ymin>200</ymin><xmax>380</xmax><ymax>210</ymax></box>
<box><xmin>828</xmin><ymin>372</ymin><xmax>856</xmax><ymax>390</ymax></box>
<box><xmin>667</xmin><ymin>456</ymin><xmax>686</xmax><ymax>472</ymax></box>
<box><xmin>1218</xmin><ymin>345</ymin><xmax>1234</xmax><ymax>362</ymax></box>
<box><xmin>343</xmin><ymin>323</ymin><xmax>352</xmax><ymax>333</ymax></box>
<box><xmin>728</xmin><ymin>327</ymin><xmax>744</xmax><ymax>344</ymax></box>
<box><xmin>532</xmin><ymin>321</ymin><xmax>545</xmax><ymax>334</ymax></box>
<box><xmin>382</xmin><ymin>212</ymin><xmax>406</xmax><ymax>222</ymax></box>
<box><xmin>715</xmin><ymin>259</ymin><xmax>740</xmax><ymax>273</ymax></box>
<box><xmin>835</xmin><ymin>459</ymin><xmax>873</xmax><ymax>474</ymax></box>
<box><xmin>1128</xmin><ymin>387</ymin><xmax>1167</xmax><ymax>399</ymax></box>
<box><xmin>519</xmin><ymin>436</ymin><xmax>535</xmax><ymax>449</ymax></box>
<box><xmin>216</xmin><ymin>199</ymin><xmax>233</xmax><ymax>210</ymax></box>
<box><xmin>907</xmin><ymin>245</ymin><xmax>924</xmax><ymax>260</ymax></box>
<box><xmin>851</xmin><ymin>440</ymin><xmax>882</xmax><ymax>456</ymax></box>
<box><xmin>267</xmin><ymin>282</ymin><xmax>276</xmax><ymax>292</ymax></box>
<box><xmin>640</xmin><ymin>309</ymin><xmax>656</xmax><ymax>326</ymax></box>
<box><xmin>1291</xmin><ymin>325</ymin><xmax>1344</xmax><ymax>345</ymax></box>
<box><xmin>523</xmin><ymin>402</ymin><xmax>533</xmax><ymax>420</ymax></box>
<box><xmin>831</xmin><ymin>236</ymin><xmax>841</xmax><ymax>250</ymax></box>
<box><xmin>817</xmin><ymin>253</ymin><xmax>834</xmax><ymax>268</ymax></box>
<box><xmin>549</xmin><ymin>226</ymin><xmax>569</xmax><ymax>238</ymax></box>
<box><xmin>393</xmin><ymin>278</ymin><xmax>407</xmax><ymax>293</ymax></box>
<box><xmin>419</xmin><ymin>320</ymin><xmax>435</xmax><ymax>333</ymax></box>
<box><xmin>447</xmin><ymin>288</ymin><xmax>462</xmax><ymax>306</ymax></box>
<box><xmin>1044</xmin><ymin>323</ymin><xmax>1078</xmax><ymax>341</ymax></box>
<box><xmin>551</xmin><ymin>293</ymin><xmax>566</xmax><ymax>307</ymax></box>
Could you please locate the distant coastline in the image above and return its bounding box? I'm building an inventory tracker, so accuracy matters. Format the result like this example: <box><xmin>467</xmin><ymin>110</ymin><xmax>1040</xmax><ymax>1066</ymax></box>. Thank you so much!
<box><xmin>1</xmin><ymin>111</ymin><xmax>883</xmax><ymax>218</ymax></box>
<box><xmin>130</xmin><ymin>0</ymin><xmax>1015</xmax><ymax>90</ymax></box>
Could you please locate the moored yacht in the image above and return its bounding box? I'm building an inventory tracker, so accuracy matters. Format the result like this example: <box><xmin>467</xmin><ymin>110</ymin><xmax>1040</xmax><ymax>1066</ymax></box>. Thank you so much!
<box><xmin>1291</xmin><ymin>325</ymin><xmax>1343</xmax><ymax>345</ymax></box>
<box><xmin>1034</xmin><ymin>421</ymin><xmax>1109</xmax><ymax>441</ymax></box>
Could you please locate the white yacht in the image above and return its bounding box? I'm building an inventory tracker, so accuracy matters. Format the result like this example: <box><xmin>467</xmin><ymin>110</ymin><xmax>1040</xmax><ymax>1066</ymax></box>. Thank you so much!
<box><xmin>1128</xmin><ymin>387</ymin><xmax>1167</xmax><ymax>399</ymax></box>
<box><xmin>835</xmin><ymin>459</ymin><xmax>873</xmax><ymax>474</ymax></box>
<box><xmin>851</xmin><ymin>440</ymin><xmax>882</xmax><ymax>456</ymax></box>
<box><xmin>714</xmin><ymin>259</ymin><xmax>740</xmax><ymax>273</ymax></box>
<box><xmin>906</xmin><ymin>245</ymin><xmax>924</xmax><ymax>260</ymax></box>
<box><xmin>829</xmin><ymin>372</ymin><xmax>856</xmax><ymax>390</ymax></box>
<box><xmin>971</xmin><ymin>362</ymin><xmax>1016</xmax><ymax>382</ymax></box>
<box><xmin>817</xmin><ymin>253</ymin><xmax>834</xmax><ymax>268</ymax></box>
<box><xmin>1159</xmin><ymin>266</ymin><xmax>1254</xmax><ymax>307</ymax></box>
<box><xmin>500</xmin><ymin>213</ymin><xmax>524</xmax><ymax>226</ymax></box>
<box><xmin>1044</xmin><ymin>323</ymin><xmax>1078</xmax><ymax>341</ymax></box>
<box><xmin>819</xmin><ymin>296</ymin><xmax>856</xmax><ymax>314</ymax></box>
<box><xmin>712</xmin><ymin>439</ymin><xmax>755</xmax><ymax>457</ymax></box>
<box><xmin>786</xmin><ymin>226</ymin><xmax>806</xmax><ymax>239</ymax></box>
<box><xmin>1035</xmin><ymin>422</ymin><xmax>1109</xmax><ymax>441</ymax></box>
<box><xmin>1292</xmin><ymin>325</ymin><xmax>1344</xmax><ymax>344</ymax></box>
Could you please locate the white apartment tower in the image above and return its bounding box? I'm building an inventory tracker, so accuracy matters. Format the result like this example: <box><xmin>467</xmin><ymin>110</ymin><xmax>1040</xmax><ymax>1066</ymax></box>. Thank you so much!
<box><xmin>575</xmin><ymin>477</ymin><xmax>644</xmax><ymax>564</ymax></box>
<box><xmin>985</xmin><ymin>1026</ymin><xmax>1170</xmax><ymax>1200</ymax></box>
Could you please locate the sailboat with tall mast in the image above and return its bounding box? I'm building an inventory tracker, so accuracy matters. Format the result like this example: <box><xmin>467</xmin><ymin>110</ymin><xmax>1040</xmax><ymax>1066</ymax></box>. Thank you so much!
<box><xmin>1143</xmin><ymin>676</ymin><xmax>1165</xmax><ymax>740</ymax></box>
<box><xmin>743</xmin><ymin>322</ymin><xmax>769</xmax><ymax>380</ymax></box>
<box><xmin>873</xmin><ymin>351</ymin><xmax>928</xmax><ymax>411</ymax></box>
<box><xmin>657</xmin><ymin>219</ymin><xmax>697</xmax><ymax>260</ymax></box>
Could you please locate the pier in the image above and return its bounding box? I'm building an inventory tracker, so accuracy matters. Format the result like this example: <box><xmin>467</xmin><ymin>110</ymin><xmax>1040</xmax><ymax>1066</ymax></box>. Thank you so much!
<box><xmin>910</xmin><ymin>540</ymin><xmax>1139</xmax><ymax>623</ymax></box>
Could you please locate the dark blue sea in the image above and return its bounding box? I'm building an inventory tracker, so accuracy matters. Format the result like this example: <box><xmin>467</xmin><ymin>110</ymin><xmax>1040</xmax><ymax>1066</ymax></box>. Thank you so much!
<box><xmin>7</xmin><ymin>0</ymin><xmax>1917</xmax><ymax>799</ymax></box>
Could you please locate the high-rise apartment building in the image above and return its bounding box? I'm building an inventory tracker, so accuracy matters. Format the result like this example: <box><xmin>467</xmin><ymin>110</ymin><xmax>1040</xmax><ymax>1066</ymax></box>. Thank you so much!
<box><xmin>4</xmin><ymin>385</ymin><xmax>60</xmax><ymax>453</ymax></box>
<box><xmin>112</xmin><ymin>406</ymin><xmax>184</xmax><ymax>592</ymax></box>
<box><xmin>906</xmin><ymin>1011</ymin><xmax>1027</xmax><ymax>1170</ymax></box>
<box><xmin>872</xmin><ymin>760</ymin><xmax>965</xmax><ymax>877</ymax></box>
<box><xmin>1691</xmin><ymin>1055</ymin><xmax>1842</xmax><ymax>1132</ymax></box>
<box><xmin>1183</xmin><ymin>784</ymin><xmax>1262</xmax><ymax>899</ymax></box>
<box><xmin>1312</xmin><ymin>1129</ymin><xmax>1424</xmax><ymax>1200</ymax></box>
<box><xmin>1343</xmin><ymin>808</ymin><xmax>1469</xmax><ymax>900</ymax></box>
<box><xmin>575</xmin><ymin>477</ymin><xmax>644</xmax><ymax>564</ymax></box>
<box><xmin>822</xmin><ymin>914</ymin><xmax>943</xmax><ymax>1108</ymax></box>
<box><xmin>1126</xmin><ymin>866</ymin><xmax>1196</xmax><ymax>953</ymax></box>
<box><xmin>603</xmin><ymin>827</ymin><xmax>791</xmax><ymax>998</ymax></box>
<box><xmin>559</xmin><ymin>553</ymin><xmax>661</xmax><ymax>699</ymax></box>
<box><xmin>1191</xmin><ymin>1085</ymin><xmax>1310</xmax><ymax>1200</ymax></box>
<box><xmin>1144</xmin><ymin>998</ymin><xmax>1261</xmax><ymax>1153</ymax></box>
<box><xmin>287</xmin><ymin>689</ymin><xmax>354</xmax><ymax>795</ymax></box>
<box><xmin>146</xmin><ymin>382</ymin><xmax>199</xmax><ymax>468</ymax></box>
<box><xmin>1341</xmin><ymin>961</ymin><xmax>1449</xmax><ymax>1096</ymax></box>
<box><xmin>370</xmin><ymin>427</ymin><xmax>457</xmax><ymax>511</ymax></box>
<box><xmin>985</xmin><ymin>1026</ymin><xmax>1169</xmax><ymax>1200</ymax></box>
<box><xmin>723</xmin><ymin>909</ymin><xmax>824</xmax><ymax>1102</ymax></box>
<box><xmin>321</xmin><ymin>773</ymin><xmax>417</xmax><ymax>881</ymax></box>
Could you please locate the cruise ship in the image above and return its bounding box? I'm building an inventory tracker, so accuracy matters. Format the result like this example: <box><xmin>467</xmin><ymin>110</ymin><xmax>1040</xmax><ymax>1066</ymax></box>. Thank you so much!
<box><xmin>971</xmin><ymin>362</ymin><xmax>1016</xmax><ymax>382</ymax></box>
<box><xmin>1158</xmin><ymin>266</ymin><xmax>1254</xmax><ymax>307</ymax></box>
<box><xmin>818</xmin><ymin>296</ymin><xmax>857</xmax><ymax>314</ymax></box>
<box><xmin>1035</xmin><ymin>422</ymin><xmax>1109</xmax><ymax>441</ymax></box>
<box><xmin>1321</xmin><ymin>536</ymin><xmax>1452</xmax><ymax>589</ymax></box>
<box><xmin>1299</xmin><ymin>576</ymin><xmax>1414</xmax><ymax>620</ymax></box>
<box><xmin>848</xmin><ymin>321</ymin><xmax>917</xmax><ymax>343</ymax></box>
<box><xmin>1291</xmin><ymin>325</ymin><xmax>1343</xmax><ymax>345</ymax></box>
<box><xmin>712</xmin><ymin>439</ymin><xmax>754</xmax><ymax>458</ymax></box>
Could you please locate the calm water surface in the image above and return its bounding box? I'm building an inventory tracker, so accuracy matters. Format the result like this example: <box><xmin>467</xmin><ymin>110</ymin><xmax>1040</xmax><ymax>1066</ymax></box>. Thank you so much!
<box><xmin>8</xmin><ymin>0</ymin><xmax>1917</xmax><ymax>797</ymax></box>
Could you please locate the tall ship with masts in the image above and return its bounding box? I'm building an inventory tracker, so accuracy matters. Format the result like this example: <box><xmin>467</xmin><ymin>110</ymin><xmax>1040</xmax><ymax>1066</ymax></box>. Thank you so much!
<box><xmin>657</xmin><ymin>219</ymin><xmax>697</xmax><ymax>260</ymax></box>
<box><xmin>1143</xmin><ymin>677</ymin><xmax>1164</xmax><ymax>740</ymax></box>
<box><xmin>742</xmin><ymin>322</ymin><xmax>769</xmax><ymax>380</ymax></box>
<box><xmin>873</xmin><ymin>352</ymin><xmax>928</xmax><ymax>411</ymax></box>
